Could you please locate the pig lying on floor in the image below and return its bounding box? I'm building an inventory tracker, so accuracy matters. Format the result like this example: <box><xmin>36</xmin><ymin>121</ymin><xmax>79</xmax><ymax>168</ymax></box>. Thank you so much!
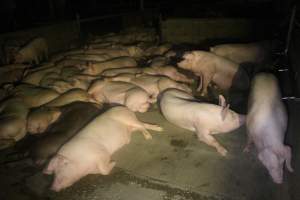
<box><xmin>245</xmin><ymin>73</ymin><xmax>293</xmax><ymax>183</ymax></box>
<box><xmin>30</xmin><ymin>102</ymin><xmax>101</xmax><ymax>165</ymax></box>
<box><xmin>44</xmin><ymin>106</ymin><xmax>162</xmax><ymax>191</ymax></box>
<box><xmin>0</xmin><ymin>97</ymin><xmax>29</xmax><ymax>142</ymax></box>
<box><xmin>88</xmin><ymin>80</ymin><xmax>155</xmax><ymax>112</ymax></box>
<box><xmin>106</xmin><ymin>74</ymin><xmax>192</xmax><ymax>99</ymax></box>
<box><xmin>159</xmin><ymin>88</ymin><xmax>245</xmax><ymax>156</ymax></box>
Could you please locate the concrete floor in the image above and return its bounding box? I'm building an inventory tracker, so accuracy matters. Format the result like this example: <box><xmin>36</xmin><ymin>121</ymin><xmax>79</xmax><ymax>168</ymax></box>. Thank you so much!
<box><xmin>0</xmin><ymin>100</ymin><xmax>298</xmax><ymax>200</ymax></box>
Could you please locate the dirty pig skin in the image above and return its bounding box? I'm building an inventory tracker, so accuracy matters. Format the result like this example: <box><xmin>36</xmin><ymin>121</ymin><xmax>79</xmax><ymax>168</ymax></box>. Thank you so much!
<box><xmin>245</xmin><ymin>73</ymin><xmax>293</xmax><ymax>184</ymax></box>
<box><xmin>159</xmin><ymin>88</ymin><xmax>245</xmax><ymax>156</ymax></box>
<box><xmin>44</xmin><ymin>106</ymin><xmax>162</xmax><ymax>191</ymax></box>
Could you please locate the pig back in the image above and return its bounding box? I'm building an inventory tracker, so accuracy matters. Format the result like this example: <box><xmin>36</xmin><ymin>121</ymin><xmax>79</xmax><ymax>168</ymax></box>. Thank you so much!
<box><xmin>30</xmin><ymin>101</ymin><xmax>101</xmax><ymax>163</ymax></box>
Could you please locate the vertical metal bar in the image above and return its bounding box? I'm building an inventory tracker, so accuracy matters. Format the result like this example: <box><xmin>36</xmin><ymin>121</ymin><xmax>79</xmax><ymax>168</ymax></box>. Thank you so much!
<box><xmin>285</xmin><ymin>5</ymin><xmax>297</xmax><ymax>55</ymax></box>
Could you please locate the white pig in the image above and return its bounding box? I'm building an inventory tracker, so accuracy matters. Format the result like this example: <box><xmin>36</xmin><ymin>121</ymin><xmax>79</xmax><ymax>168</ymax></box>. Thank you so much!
<box><xmin>245</xmin><ymin>73</ymin><xmax>293</xmax><ymax>183</ymax></box>
<box><xmin>210</xmin><ymin>42</ymin><xmax>269</xmax><ymax>64</ymax></box>
<box><xmin>177</xmin><ymin>51</ymin><xmax>239</xmax><ymax>96</ymax></box>
<box><xmin>14</xmin><ymin>37</ymin><xmax>48</xmax><ymax>64</ymax></box>
<box><xmin>88</xmin><ymin>80</ymin><xmax>155</xmax><ymax>112</ymax></box>
<box><xmin>159</xmin><ymin>89</ymin><xmax>245</xmax><ymax>156</ymax></box>
<box><xmin>44</xmin><ymin>106</ymin><xmax>162</xmax><ymax>191</ymax></box>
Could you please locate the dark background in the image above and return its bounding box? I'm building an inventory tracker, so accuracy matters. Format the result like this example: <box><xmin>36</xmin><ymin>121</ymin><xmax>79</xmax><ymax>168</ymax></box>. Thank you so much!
<box><xmin>0</xmin><ymin>0</ymin><xmax>295</xmax><ymax>33</ymax></box>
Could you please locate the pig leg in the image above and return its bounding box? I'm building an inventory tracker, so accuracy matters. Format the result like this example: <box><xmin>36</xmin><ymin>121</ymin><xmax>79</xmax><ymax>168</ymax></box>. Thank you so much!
<box><xmin>195</xmin><ymin>127</ymin><xmax>228</xmax><ymax>156</ymax></box>
<box><xmin>129</xmin><ymin>120</ymin><xmax>163</xmax><ymax>140</ymax></box>
<box><xmin>200</xmin><ymin>73</ymin><xmax>213</xmax><ymax>96</ymax></box>
<box><xmin>196</xmin><ymin>73</ymin><xmax>203</xmax><ymax>92</ymax></box>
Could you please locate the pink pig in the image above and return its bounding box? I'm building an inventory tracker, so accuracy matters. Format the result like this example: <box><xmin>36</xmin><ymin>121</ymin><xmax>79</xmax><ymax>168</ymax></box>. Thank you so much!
<box><xmin>159</xmin><ymin>88</ymin><xmax>245</xmax><ymax>156</ymax></box>
<box><xmin>245</xmin><ymin>73</ymin><xmax>293</xmax><ymax>183</ymax></box>
<box><xmin>44</xmin><ymin>106</ymin><xmax>162</xmax><ymax>191</ymax></box>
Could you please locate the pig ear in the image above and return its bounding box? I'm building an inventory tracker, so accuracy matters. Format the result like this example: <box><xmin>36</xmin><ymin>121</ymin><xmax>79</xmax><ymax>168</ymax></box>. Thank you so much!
<box><xmin>183</xmin><ymin>52</ymin><xmax>194</xmax><ymax>60</ymax></box>
<box><xmin>221</xmin><ymin>104</ymin><xmax>230</xmax><ymax>121</ymax></box>
<box><xmin>282</xmin><ymin>146</ymin><xmax>293</xmax><ymax>172</ymax></box>
<box><xmin>218</xmin><ymin>95</ymin><xmax>226</xmax><ymax>107</ymax></box>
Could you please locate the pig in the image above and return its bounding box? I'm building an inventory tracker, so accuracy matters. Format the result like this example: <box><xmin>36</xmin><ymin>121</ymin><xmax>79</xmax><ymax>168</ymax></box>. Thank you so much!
<box><xmin>44</xmin><ymin>106</ymin><xmax>162</xmax><ymax>191</ymax></box>
<box><xmin>0</xmin><ymin>97</ymin><xmax>29</xmax><ymax>141</ymax></box>
<box><xmin>44</xmin><ymin>88</ymin><xmax>96</xmax><ymax>107</ymax></box>
<box><xmin>148</xmin><ymin>56</ymin><xmax>169</xmax><ymax>67</ymax></box>
<box><xmin>23</xmin><ymin>65</ymin><xmax>61</xmax><ymax>85</ymax></box>
<box><xmin>159</xmin><ymin>89</ymin><xmax>245</xmax><ymax>156</ymax></box>
<box><xmin>245</xmin><ymin>73</ymin><xmax>293</xmax><ymax>183</ymax></box>
<box><xmin>144</xmin><ymin>44</ymin><xmax>172</xmax><ymax>56</ymax></box>
<box><xmin>209</xmin><ymin>42</ymin><xmax>270</xmax><ymax>64</ymax></box>
<box><xmin>30</xmin><ymin>102</ymin><xmax>101</xmax><ymax>165</ymax></box>
<box><xmin>55</xmin><ymin>59</ymin><xmax>88</xmax><ymax>69</ymax></box>
<box><xmin>83</xmin><ymin>56</ymin><xmax>137</xmax><ymax>75</ymax></box>
<box><xmin>177</xmin><ymin>51</ymin><xmax>240</xmax><ymax>96</ymax></box>
<box><xmin>14</xmin><ymin>37</ymin><xmax>48</xmax><ymax>64</ymax></box>
<box><xmin>88</xmin><ymin>80</ymin><xmax>154</xmax><ymax>112</ymax></box>
<box><xmin>39</xmin><ymin>72</ymin><xmax>61</xmax><ymax>88</ymax></box>
<box><xmin>101</xmin><ymin>67</ymin><xmax>143</xmax><ymax>77</ymax></box>
<box><xmin>50</xmin><ymin>49</ymin><xmax>85</xmax><ymax>63</ymax></box>
<box><xmin>65</xmin><ymin>53</ymin><xmax>112</xmax><ymax>62</ymax></box>
<box><xmin>85</xmin><ymin>42</ymin><xmax>114</xmax><ymax>49</ymax></box>
<box><xmin>108</xmin><ymin>74</ymin><xmax>192</xmax><ymax>99</ymax></box>
<box><xmin>13</xmin><ymin>84</ymin><xmax>60</xmax><ymax>107</ymax></box>
<box><xmin>143</xmin><ymin>65</ymin><xmax>193</xmax><ymax>84</ymax></box>
<box><xmin>27</xmin><ymin>107</ymin><xmax>61</xmax><ymax>134</ymax></box>
<box><xmin>84</xmin><ymin>48</ymin><xmax>130</xmax><ymax>58</ymax></box>
<box><xmin>121</xmin><ymin>46</ymin><xmax>144</xmax><ymax>58</ymax></box>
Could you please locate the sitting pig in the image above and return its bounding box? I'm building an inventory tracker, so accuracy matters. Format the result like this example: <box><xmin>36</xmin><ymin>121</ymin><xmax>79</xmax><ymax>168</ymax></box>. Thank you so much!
<box><xmin>0</xmin><ymin>97</ymin><xmax>29</xmax><ymax>142</ymax></box>
<box><xmin>245</xmin><ymin>73</ymin><xmax>293</xmax><ymax>183</ymax></box>
<box><xmin>14</xmin><ymin>37</ymin><xmax>48</xmax><ymax>64</ymax></box>
<box><xmin>88</xmin><ymin>80</ymin><xmax>154</xmax><ymax>112</ymax></box>
<box><xmin>177</xmin><ymin>51</ymin><xmax>240</xmax><ymax>96</ymax></box>
<box><xmin>143</xmin><ymin>65</ymin><xmax>192</xmax><ymax>84</ymax></box>
<box><xmin>30</xmin><ymin>102</ymin><xmax>101</xmax><ymax>165</ymax></box>
<box><xmin>44</xmin><ymin>106</ymin><xmax>162</xmax><ymax>191</ymax></box>
<box><xmin>159</xmin><ymin>89</ymin><xmax>245</xmax><ymax>156</ymax></box>
<box><xmin>83</xmin><ymin>56</ymin><xmax>137</xmax><ymax>75</ymax></box>
<box><xmin>27</xmin><ymin>107</ymin><xmax>61</xmax><ymax>134</ymax></box>
<box><xmin>209</xmin><ymin>42</ymin><xmax>270</xmax><ymax>64</ymax></box>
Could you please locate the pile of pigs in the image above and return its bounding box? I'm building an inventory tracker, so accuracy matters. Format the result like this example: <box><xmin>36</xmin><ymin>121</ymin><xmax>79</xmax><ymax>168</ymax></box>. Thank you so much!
<box><xmin>0</xmin><ymin>28</ymin><xmax>293</xmax><ymax>191</ymax></box>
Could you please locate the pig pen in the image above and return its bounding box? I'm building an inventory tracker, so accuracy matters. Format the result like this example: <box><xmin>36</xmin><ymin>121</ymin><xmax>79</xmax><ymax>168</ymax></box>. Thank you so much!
<box><xmin>0</xmin><ymin>26</ymin><xmax>297</xmax><ymax>200</ymax></box>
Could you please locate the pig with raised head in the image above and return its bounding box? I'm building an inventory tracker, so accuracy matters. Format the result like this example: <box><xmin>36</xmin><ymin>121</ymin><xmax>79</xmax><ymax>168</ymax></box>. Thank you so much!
<box><xmin>159</xmin><ymin>88</ymin><xmax>245</xmax><ymax>156</ymax></box>
<box><xmin>30</xmin><ymin>102</ymin><xmax>101</xmax><ymax>165</ymax></box>
<box><xmin>210</xmin><ymin>42</ymin><xmax>270</xmax><ymax>64</ymax></box>
<box><xmin>88</xmin><ymin>80</ymin><xmax>154</xmax><ymax>112</ymax></box>
<box><xmin>44</xmin><ymin>106</ymin><xmax>162</xmax><ymax>191</ymax></box>
<box><xmin>143</xmin><ymin>65</ymin><xmax>192</xmax><ymax>84</ymax></box>
<box><xmin>245</xmin><ymin>73</ymin><xmax>293</xmax><ymax>183</ymax></box>
<box><xmin>83</xmin><ymin>56</ymin><xmax>137</xmax><ymax>75</ymax></box>
<box><xmin>14</xmin><ymin>37</ymin><xmax>48</xmax><ymax>64</ymax></box>
<box><xmin>177</xmin><ymin>51</ymin><xmax>241</xmax><ymax>96</ymax></box>
<box><xmin>27</xmin><ymin>107</ymin><xmax>61</xmax><ymax>134</ymax></box>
